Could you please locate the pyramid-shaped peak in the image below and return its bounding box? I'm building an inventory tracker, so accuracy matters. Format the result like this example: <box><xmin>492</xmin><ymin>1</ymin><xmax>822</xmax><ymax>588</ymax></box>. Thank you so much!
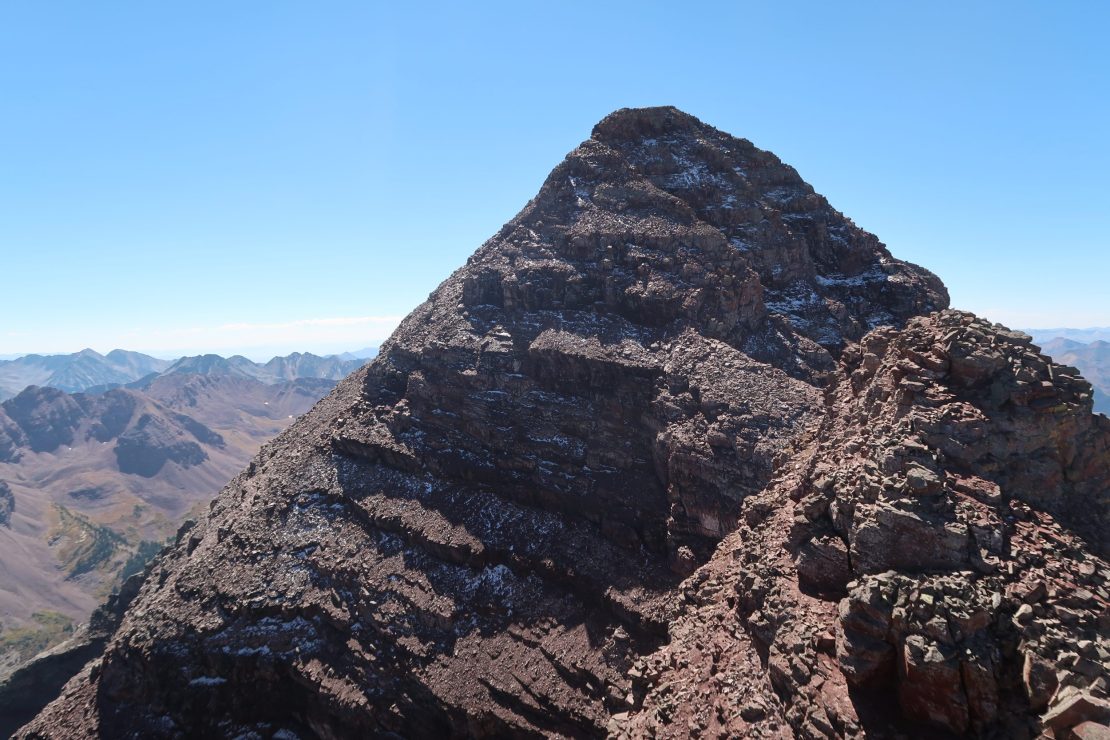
<box><xmin>485</xmin><ymin>108</ymin><xmax>948</xmax><ymax>371</ymax></box>
<box><xmin>18</xmin><ymin>109</ymin><xmax>971</xmax><ymax>739</ymax></box>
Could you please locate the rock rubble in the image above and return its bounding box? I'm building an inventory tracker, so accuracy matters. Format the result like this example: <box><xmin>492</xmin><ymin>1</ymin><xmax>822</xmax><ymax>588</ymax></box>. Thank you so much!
<box><xmin>624</xmin><ymin>311</ymin><xmax>1109</xmax><ymax>739</ymax></box>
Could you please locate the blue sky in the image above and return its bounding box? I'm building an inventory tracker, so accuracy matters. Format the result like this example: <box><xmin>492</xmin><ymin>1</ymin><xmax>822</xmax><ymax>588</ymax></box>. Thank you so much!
<box><xmin>1</xmin><ymin>1</ymin><xmax>1106</xmax><ymax>359</ymax></box>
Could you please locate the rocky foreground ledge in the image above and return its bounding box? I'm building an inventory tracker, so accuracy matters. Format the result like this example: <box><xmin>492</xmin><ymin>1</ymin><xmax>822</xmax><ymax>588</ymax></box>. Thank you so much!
<box><xmin>624</xmin><ymin>310</ymin><xmax>1109</xmax><ymax>738</ymax></box>
<box><xmin>16</xmin><ymin>109</ymin><xmax>1108</xmax><ymax>738</ymax></box>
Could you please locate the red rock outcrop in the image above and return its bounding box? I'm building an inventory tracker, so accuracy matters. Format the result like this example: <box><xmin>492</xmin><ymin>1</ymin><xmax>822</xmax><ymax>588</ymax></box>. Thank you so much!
<box><xmin>624</xmin><ymin>311</ymin><xmax>1109</xmax><ymax>739</ymax></box>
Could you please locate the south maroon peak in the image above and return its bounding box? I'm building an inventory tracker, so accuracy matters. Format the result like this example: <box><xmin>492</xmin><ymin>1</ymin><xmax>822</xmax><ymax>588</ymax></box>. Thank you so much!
<box><xmin>19</xmin><ymin>110</ymin><xmax>951</xmax><ymax>738</ymax></box>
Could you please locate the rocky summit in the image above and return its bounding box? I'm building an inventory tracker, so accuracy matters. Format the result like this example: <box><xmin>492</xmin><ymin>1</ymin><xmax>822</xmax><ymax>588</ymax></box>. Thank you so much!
<box><xmin>17</xmin><ymin>108</ymin><xmax>1107</xmax><ymax>739</ymax></box>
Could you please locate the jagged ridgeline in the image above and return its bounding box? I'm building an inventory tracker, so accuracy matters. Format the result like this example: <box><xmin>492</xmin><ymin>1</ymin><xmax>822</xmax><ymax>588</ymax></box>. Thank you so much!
<box><xmin>19</xmin><ymin>109</ymin><xmax>1109</xmax><ymax>738</ymax></box>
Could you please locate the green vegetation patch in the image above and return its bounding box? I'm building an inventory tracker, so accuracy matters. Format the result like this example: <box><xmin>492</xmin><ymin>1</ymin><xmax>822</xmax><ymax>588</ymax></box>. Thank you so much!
<box><xmin>119</xmin><ymin>539</ymin><xmax>165</xmax><ymax>581</ymax></box>
<box><xmin>48</xmin><ymin>504</ymin><xmax>127</xmax><ymax>579</ymax></box>
<box><xmin>0</xmin><ymin>611</ymin><xmax>75</xmax><ymax>664</ymax></box>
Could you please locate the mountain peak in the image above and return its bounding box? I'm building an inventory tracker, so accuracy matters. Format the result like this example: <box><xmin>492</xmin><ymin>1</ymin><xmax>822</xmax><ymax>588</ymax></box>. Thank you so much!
<box><xmin>28</xmin><ymin>112</ymin><xmax>1054</xmax><ymax>740</ymax></box>
<box><xmin>467</xmin><ymin>107</ymin><xmax>947</xmax><ymax>378</ymax></box>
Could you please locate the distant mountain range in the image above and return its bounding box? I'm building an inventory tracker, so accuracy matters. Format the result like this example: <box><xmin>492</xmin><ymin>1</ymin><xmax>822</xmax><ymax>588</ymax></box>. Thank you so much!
<box><xmin>338</xmin><ymin>347</ymin><xmax>378</xmax><ymax>360</ymax></box>
<box><xmin>1026</xmin><ymin>327</ymin><xmax>1110</xmax><ymax>345</ymax></box>
<box><xmin>0</xmin><ymin>350</ymin><xmax>169</xmax><ymax>400</ymax></box>
<box><xmin>0</xmin><ymin>372</ymin><xmax>343</xmax><ymax>682</ymax></box>
<box><xmin>0</xmin><ymin>348</ymin><xmax>376</xmax><ymax>401</ymax></box>
<box><xmin>157</xmin><ymin>351</ymin><xmax>367</xmax><ymax>386</ymax></box>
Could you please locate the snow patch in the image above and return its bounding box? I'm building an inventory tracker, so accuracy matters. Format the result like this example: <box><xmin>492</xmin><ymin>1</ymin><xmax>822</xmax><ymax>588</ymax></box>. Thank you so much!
<box><xmin>467</xmin><ymin>564</ymin><xmax>515</xmax><ymax>597</ymax></box>
<box><xmin>815</xmin><ymin>268</ymin><xmax>889</xmax><ymax>288</ymax></box>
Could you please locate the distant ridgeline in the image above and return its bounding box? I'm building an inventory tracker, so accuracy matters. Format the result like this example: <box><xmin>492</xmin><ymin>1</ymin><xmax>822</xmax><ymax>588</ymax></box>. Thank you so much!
<box><xmin>0</xmin><ymin>348</ymin><xmax>377</xmax><ymax>400</ymax></box>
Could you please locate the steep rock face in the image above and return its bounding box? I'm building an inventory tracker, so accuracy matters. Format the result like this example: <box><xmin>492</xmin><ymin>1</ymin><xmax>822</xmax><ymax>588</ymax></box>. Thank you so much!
<box><xmin>0</xmin><ymin>412</ymin><xmax>24</xmax><ymax>463</ymax></box>
<box><xmin>624</xmin><ymin>311</ymin><xmax>1110</xmax><ymax>739</ymax></box>
<box><xmin>587</xmin><ymin>110</ymin><xmax>945</xmax><ymax>364</ymax></box>
<box><xmin>18</xmin><ymin>108</ymin><xmax>949</xmax><ymax>737</ymax></box>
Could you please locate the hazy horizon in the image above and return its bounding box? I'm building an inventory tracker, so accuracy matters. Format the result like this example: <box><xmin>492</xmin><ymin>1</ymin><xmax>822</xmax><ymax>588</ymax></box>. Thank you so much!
<box><xmin>1</xmin><ymin>314</ymin><xmax>399</xmax><ymax>361</ymax></box>
<box><xmin>0</xmin><ymin>341</ymin><xmax>383</xmax><ymax>364</ymax></box>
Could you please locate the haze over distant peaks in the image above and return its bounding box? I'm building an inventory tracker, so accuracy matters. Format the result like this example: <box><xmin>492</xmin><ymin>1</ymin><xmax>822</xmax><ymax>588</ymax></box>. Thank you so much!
<box><xmin>0</xmin><ymin>350</ymin><xmax>170</xmax><ymax>400</ymax></box>
<box><xmin>1026</xmin><ymin>327</ymin><xmax>1110</xmax><ymax>345</ymax></box>
<box><xmin>0</xmin><ymin>348</ymin><xmax>376</xmax><ymax>401</ymax></box>
<box><xmin>162</xmin><ymin>352</ymin><xmax>367</xmax><ymax>385</ymax></box>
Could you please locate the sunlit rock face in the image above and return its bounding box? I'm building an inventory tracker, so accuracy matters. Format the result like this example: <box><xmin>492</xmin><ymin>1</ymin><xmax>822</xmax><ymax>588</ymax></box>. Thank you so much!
<box><xmin>625</xmin><ymin>310</ymin><xmax>1109</xmax><ymax>739</ymax></box>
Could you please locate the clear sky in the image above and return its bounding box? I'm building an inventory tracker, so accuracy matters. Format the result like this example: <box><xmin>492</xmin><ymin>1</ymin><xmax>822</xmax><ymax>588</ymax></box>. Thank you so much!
<box><xmin>1</xmin><ymin>1</ymin><xmax>1106</xmax><ymax>359</ymax></box>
